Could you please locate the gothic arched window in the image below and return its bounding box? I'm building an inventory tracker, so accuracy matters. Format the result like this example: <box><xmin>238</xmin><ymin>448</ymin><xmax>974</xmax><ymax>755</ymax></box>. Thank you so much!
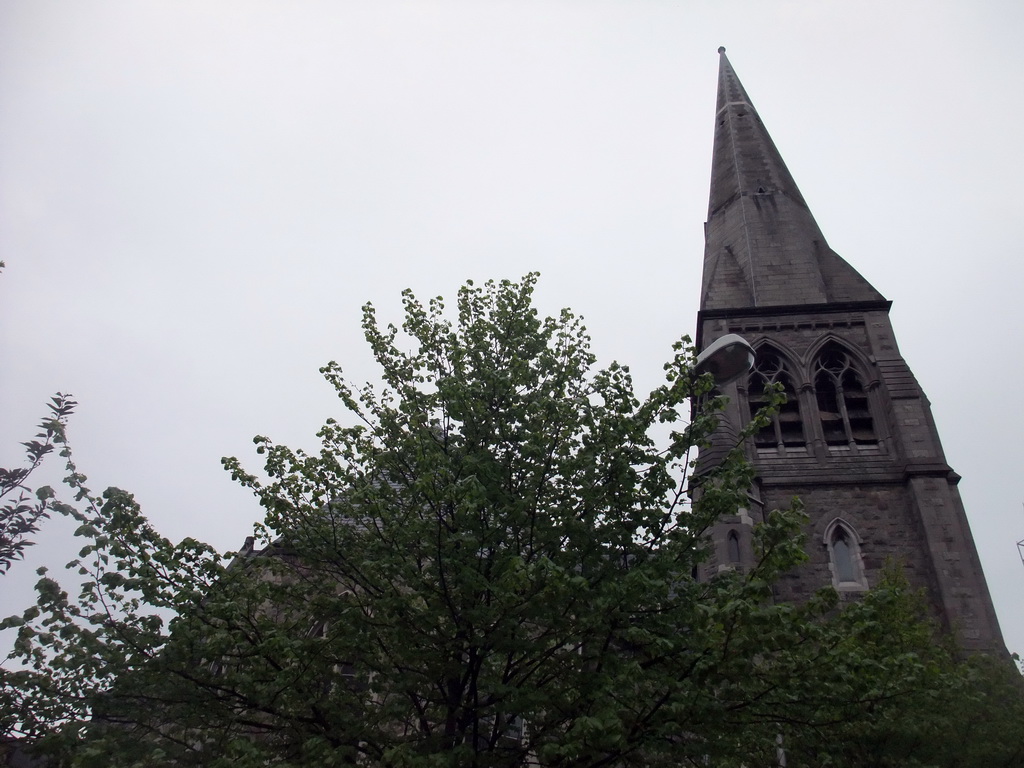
<box><xmin>747</xmin><ymin>347</ymin><xmax>805</xmax><ymax>449</ymax></box>
<box><xmin>831</xmin><ymin>528</ymin><xmax>856</xmax><ymax>582</ymax></box>
<box><xmin>824</xmin><ymin>520</ymin><xmax>868</xmax><ymax>592</ymax></box>
<box><xmin>726</xmin><ymin>531</ymin><xmax>741</xmax><ymax>564</ymax></box>
<box><xmin>813</xmin><ymin>343</ymin><xmax>876</xmax><ymax>446</ymax></box>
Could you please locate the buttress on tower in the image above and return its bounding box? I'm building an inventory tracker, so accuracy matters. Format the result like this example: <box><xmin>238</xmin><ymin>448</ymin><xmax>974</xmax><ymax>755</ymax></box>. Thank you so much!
<box><xmin>696</xmin><ymin>49</ymin><xmax>1004</xmax><ymax>653</ymax></box>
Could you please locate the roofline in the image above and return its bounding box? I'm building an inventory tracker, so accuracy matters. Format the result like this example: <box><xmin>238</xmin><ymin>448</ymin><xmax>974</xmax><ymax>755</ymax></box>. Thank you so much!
<box><xmin>696</xmin><ymin>299</ymin><xmax>893</xmax><ymax>349</ymax></box>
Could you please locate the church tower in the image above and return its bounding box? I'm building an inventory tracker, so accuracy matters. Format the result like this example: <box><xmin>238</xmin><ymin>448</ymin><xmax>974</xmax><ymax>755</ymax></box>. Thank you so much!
<box><xmin>696</xmin><ymin>48</ymin><xmax>1004</xmax><ymax>653</ymax></box>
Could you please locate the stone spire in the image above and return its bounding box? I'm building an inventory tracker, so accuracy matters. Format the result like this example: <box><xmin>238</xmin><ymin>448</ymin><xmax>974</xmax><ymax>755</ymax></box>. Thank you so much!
<box><xmin>701</xmin><ymin>48</ymin><xmax>885</xmax><ymax>311</ymax></box>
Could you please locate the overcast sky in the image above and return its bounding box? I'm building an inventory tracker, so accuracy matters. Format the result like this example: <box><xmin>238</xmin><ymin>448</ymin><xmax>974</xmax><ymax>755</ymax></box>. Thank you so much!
<box><xmin>3</xmin><ymin>1</ymin><xmax>1023</xmax><ymax>657</ymax></box>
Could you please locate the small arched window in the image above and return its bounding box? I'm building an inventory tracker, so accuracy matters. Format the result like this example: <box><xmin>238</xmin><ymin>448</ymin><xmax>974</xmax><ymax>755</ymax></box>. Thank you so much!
<box><xmin>748</xmin><ymin>347</ymin><xmax>805</xmax><ymax>449</ymax></box>
<box><xmin>726</xmin><ymin>531</ymin><xmax>741</xmax><ymax>564</ymax></box>
<box><xmin>831</xmin><ymin>528</ymin><xmax>856</xmax><ymax>582</ymax></box>
<box><xmin>813</xmin><ymin>344</ymin><xmax>876</xmax><ymax>446</ymax></box>
<box><xmin>824</xmin><ymin>520</ymin><xmax>868</xmax><ymax>591</ymax></box>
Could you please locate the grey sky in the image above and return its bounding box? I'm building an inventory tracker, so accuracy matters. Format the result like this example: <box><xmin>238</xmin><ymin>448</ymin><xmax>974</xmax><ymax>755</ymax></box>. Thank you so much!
<box><xmin>3</xmin><ymin>1</ymin><xmax>1023</xmax><ymax>657</ymax></box>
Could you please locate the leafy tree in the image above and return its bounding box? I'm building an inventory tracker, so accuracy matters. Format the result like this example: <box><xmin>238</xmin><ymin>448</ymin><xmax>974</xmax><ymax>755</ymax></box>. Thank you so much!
<box><xmin>0</xmin><ymin>394</ymin><xmax>76</xmax><ymax>575</ymax></box>
<box><xmin>0</xmin><ymin>256</ymin><xmax>77</xmax><ymax>575</ymax></box>
<box><xmin>779</xmin><ymin>567</ymin><xmax>1024</xmax><ymax>767</ymax></box>
<box><xmin>2</xmin><ymin>275</ymin><xmax>1022</xmax><ymax>767</ymax></box>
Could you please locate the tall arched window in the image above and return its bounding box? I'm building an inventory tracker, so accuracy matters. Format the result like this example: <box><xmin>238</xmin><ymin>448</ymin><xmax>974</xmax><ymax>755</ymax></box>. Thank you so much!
<box><xmin>726</xmin><ymin>531</ymin><xmax>741</xmax><ymax>564</ymax></box>
<box><xmin>748</xmin><ymin>347</ymin><xmax>805</xmax><ymax>449</ymax></box>
<box><xmin>813</xmin><ymin>343</ymin><xmax>876</xmax><ymax>446</ymax></box>
<box><xmin>824</xmin><ymin>520</ymin><xmax>868</xmax><ymax>592</ymax></box>
<box><xmin>831</xmin><ymin>528</ymin><xmax>857</xmax><ymax>582</ymax></box>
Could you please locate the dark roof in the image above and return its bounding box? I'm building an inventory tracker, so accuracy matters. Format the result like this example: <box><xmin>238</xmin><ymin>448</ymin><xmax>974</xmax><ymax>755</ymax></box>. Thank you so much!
<box><xmin>701</xmin><ymin>49</ymin><xmax>885</xmax><ymax>312</ymax></box>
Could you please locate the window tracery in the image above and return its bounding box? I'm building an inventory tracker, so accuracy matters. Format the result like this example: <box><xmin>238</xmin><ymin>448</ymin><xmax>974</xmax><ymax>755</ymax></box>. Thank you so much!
<box><xmin>813</xmin><ymin>344</ymin><xmax>876</xmax><ymax>446</ymax></box>
<box><xmin>747</xmin><ymin>347</ymin><xmax>805</xmax><ymax>449</ymax></box>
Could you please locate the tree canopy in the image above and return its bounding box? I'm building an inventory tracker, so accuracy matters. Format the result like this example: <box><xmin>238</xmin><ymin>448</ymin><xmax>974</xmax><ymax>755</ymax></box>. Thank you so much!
<box><xmin>2</xmin><ymin>275</ymin><xmax>1022</xmax><ymax>768</ymax></box>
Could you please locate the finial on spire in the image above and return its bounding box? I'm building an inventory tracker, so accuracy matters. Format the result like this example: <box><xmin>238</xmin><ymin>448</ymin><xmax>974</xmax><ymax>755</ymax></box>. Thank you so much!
<box><xmin>718</xmin><ymin>46</ymin><xmax>726</xmax><ymax>54</ymax></box>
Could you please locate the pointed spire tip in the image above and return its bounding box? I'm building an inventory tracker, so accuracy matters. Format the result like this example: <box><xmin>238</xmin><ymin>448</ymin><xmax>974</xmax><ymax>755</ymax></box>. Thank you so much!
<box><xmin>718</xmin><ymin>46</ymin><xmax>726</xmax><ymax>54</ymax></box>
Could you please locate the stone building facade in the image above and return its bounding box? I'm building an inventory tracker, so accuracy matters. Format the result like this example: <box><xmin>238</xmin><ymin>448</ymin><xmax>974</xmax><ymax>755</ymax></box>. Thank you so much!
<box><xmin>696</xmin><ymin>49</ymin><xmax>1004</xmax><ymax>653</ymax></box>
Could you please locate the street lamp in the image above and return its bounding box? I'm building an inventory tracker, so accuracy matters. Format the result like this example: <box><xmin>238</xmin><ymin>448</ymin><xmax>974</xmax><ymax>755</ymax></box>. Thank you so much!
<box><xmin>694</xmin><ymin>333</ymin><xmax>755</xmax><ymax>387</ymax></box>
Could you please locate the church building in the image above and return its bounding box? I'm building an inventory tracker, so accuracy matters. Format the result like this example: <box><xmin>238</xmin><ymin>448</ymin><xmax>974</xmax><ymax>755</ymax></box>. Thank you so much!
<box><xmin>696</xmin><ymin>49</ymin><xmax>1004</xmax><ymax>653</ymax></box>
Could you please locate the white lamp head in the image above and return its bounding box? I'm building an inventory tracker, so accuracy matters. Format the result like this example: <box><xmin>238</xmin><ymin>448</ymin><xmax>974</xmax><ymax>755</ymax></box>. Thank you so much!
<box><xmin>694</xmin><ymin>333</ymin><xmax>755</xmax><ymax>387</ymax></box>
